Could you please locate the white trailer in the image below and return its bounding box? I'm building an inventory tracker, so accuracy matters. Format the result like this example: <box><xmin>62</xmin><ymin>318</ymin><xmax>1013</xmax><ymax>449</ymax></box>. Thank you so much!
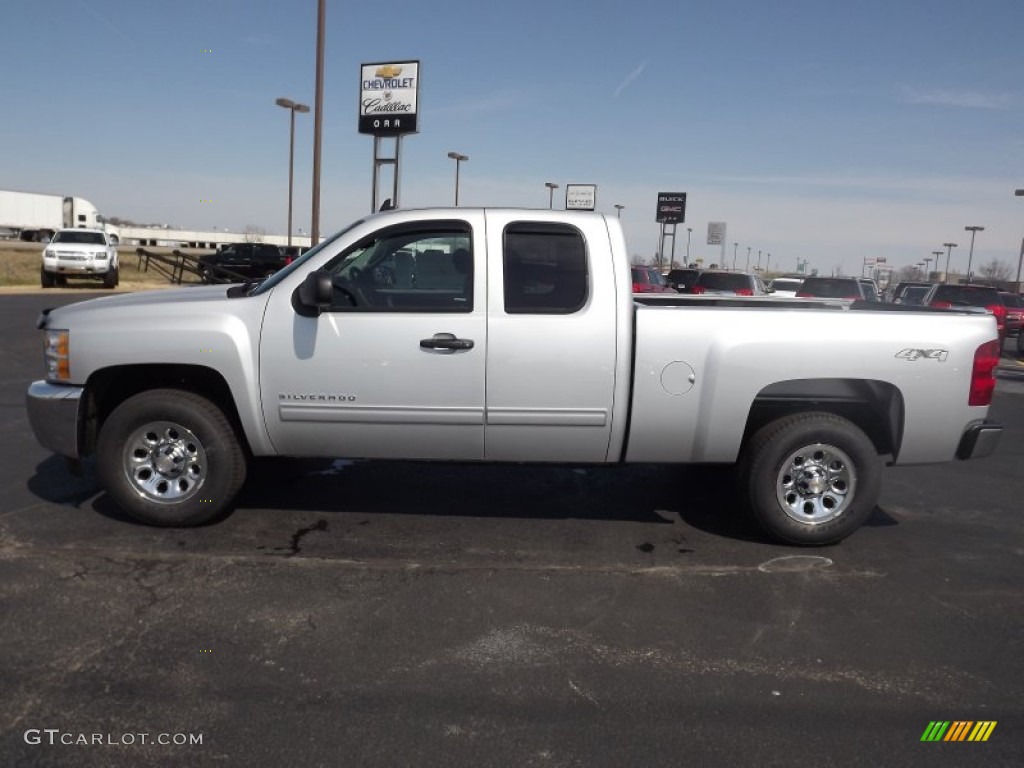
<box><xmin>0</xmin><ymin>190</ymin><xmax>107</xmax><ymax>242</ymax></box>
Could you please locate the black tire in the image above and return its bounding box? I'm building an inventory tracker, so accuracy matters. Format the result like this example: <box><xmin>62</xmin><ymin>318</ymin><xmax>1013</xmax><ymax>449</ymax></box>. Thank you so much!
<box><xmin>40</xmin><ymin>268</ymin><xmax>54</xmax><ymax>288</ymax></box>
<box><xmin>96</xmin><ymin>389</ymin><xmax>247</xmax><ymax>527</ymax></box>
<box><xmin>737</xmin><ymin>411</ymin><xmax>881</xmax><ymax>545</ymax></box>
<box><xmin>1017</xmin><ymin>332</ymin><xmax>1023</xmax><ymax>358</ymax></box>
<box><xmin>103</xmin><ymin>267</ymin><xmax>118</xmax><ymax>289</ymax></box>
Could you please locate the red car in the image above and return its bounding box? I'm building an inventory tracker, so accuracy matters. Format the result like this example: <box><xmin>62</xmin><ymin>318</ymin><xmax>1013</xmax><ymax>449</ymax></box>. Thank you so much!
<box><xmin>923</xmin><ymin>284</ymin><xmax>1007</xmax><ymax>342</ymax></box>
<box><xmin>999</xmin><ymin>292</ymin><xmax>1023</xmax><ymax>337</ymax></box>
<box><xmin>631</xmin><ymin>266</ymin><xmax>673</xmax><ymax>293</ymax></box>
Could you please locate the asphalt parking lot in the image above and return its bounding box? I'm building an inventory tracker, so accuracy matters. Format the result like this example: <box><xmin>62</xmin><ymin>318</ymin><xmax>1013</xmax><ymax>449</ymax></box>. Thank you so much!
<box><xmin>1</xmin><ymin>292</ymin><xmax>1022</xmax><ymax>767</ymax></box>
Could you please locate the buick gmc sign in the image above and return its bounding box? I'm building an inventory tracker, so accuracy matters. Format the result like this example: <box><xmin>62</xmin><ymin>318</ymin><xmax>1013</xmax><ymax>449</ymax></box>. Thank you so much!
<box><xmin>656</xmin><ymin>192</ymin><xmax>687</xmax><ymax>223</ymax></box>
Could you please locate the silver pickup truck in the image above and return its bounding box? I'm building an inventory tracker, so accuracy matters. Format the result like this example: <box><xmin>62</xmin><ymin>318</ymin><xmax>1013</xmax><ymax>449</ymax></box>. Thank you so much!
<box><xmin>26</xmin><ymin>208</ymin><xmax>1003</xmax><ymax>544</ymax></box>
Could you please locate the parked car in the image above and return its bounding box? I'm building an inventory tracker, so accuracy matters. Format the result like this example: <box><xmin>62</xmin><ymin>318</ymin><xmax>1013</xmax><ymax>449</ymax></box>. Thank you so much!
<box><xmin>889</xmin><ymin>281</ymin><xmax>933</xmax><ymax>304</ymax></box>
<box><xmin>41</xmin><ymin>228</ymin><xmax>119</xmax><ymax>289</ymax></box>
<box><xmin>796</xmin><ymin>276</ymin><xmax>873</xmax><ymax>300</ymax></box>
<box><xmin>998</xmin><ymin>292</ymin><xmax>1022</xmax><ymax>338</ymax></box>
<box><xmin>923</xmin><ymin>283</ymin><xmax>1007</xmax><ymax>342</ymax></box>
<box><xmin>664</xmin><ymin>267</ymin><xmax>702</xmax><ymax>292</ymax></box>
<box><xmin>685</xmin><ymin>270</ymin><xmax>769</xmax><ymax>296</ymax></box>
<box><xmin>767</xmin><ymin>276</ymin><xmax>804</xmax><ymax>297</ymax></box>
<box><xmin>198</xmin><ymin>243</ymin><xmax>290</xmax><ymax>282</ymax></box>
<box><xmin>631</xmin><ymin>265</ymin><xmax>673</xmax><ymax>293</ymax></box>
<box><xmin>857</xmin><ymin>278</ymin><xmax>881</xmax><ymax>302</ymax></box>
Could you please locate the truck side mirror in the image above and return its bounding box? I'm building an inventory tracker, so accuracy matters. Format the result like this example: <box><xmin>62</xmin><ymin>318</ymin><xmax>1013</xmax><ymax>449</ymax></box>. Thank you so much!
<box><xmin>293</xmin><ymin>269</ymin><xmax>333</xmax><ymax>317</ymax></box>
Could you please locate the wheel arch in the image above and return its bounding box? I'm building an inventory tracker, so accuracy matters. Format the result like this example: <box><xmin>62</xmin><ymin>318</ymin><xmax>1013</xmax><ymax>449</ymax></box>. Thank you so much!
<box><xmin>743</xmin><ymin>378</ymin><xmax>904</xmax><ymax>462</ymax></box>
<box><xmin>82</xmin><ymin>364</ymin><xmax>250</xmax><ymax>457</ymax></box>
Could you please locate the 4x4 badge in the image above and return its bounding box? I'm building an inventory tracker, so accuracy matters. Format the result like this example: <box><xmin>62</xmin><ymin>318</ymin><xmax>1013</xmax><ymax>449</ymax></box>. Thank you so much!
<box><xmin>896</xmin><ymin>349</ymin><xmax>948</xmax><ymax>362</ymax></box>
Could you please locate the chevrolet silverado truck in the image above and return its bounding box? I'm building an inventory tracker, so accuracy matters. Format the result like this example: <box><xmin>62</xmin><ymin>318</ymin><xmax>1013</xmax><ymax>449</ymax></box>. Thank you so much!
<box><xmin>26</xmin><ymin>208</ymin><xmax>1003</xmax><ymax>544</ymax></box>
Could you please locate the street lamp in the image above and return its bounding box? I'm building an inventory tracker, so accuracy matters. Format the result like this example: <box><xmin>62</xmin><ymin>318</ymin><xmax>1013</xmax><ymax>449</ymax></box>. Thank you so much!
<box><xmin>964</xmin><ymin>226</ymin><xmax>984</xmax><ymax>284</ymax></box>
<box><xmin>311</xmin><ymin>0</ymin><xmax>326</xmax><ymax>245</ymax></box>
<box><xmin>924</xmin><ymin>255</ymin><xmax>936</xmax><ymax>278</ymax></box>
<box><xmin>447</xmin><ymin>152</ymin><xmax>468</xmax><ymax>206</ymax></box>
<box><xmin>757</xmin><ymin>249</ymin><xmax>762</xmax><ymax>270</ymax></box>
<box><xmin>685</xmin><ymin>227</ymin><xmax>692</xmax><ymax>263</ymax></box>
<box><xmin>732</xmin><ymin>243</ymin><xmax>738</xmax><ymax>270</ymax></box>
<box><xmin>1015</xmin><ymin>190</ymin><xmax>1024</xmax><ymax>291</ymax></box>
<box><xmin>746</xmin><ymin>246</ymin><xmax>751</xmax><ymax>272</ymax></box>
<box><xmin>614</xmin><ymin>204</ymin><xmax>624</xmax><ymax>218</ymax></box>
<box><xmin>544</xmin><ymin>182</ymin><xmax>559</xmax><ymax>209</ymax></box>
<box><xmin>275</xmin><ymin>97</ymin><xmax>310</xmax><ymax>248</ymax></box>
<box><xmin>942</xmin><ymin>242</ymin><xmax>957</xmax><ymax>283</ymax></box>
<box><xmin>765</xmin><ymin>253</ymin><xmax>771</xmax><ymax>272</ymax></box>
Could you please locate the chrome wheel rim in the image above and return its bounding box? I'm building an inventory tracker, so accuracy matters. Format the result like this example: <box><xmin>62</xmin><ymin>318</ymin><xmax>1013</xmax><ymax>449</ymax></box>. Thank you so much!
<box><xmin>123</xmin><ymin>421</ymin><xmax>207</xmax><ymax>503</ymax></box>
<box><xmin>776</xmin><ymin>443</ymin><xmax>856</xmax><ymax>525</ymax></box>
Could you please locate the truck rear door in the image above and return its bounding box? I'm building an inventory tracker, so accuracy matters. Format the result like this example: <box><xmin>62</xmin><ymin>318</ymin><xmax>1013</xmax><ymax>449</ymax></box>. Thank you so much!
<box><xmin>482</xmin><ymin>211</ymin><xmax>620</xmax><ymax>462</ymax></box>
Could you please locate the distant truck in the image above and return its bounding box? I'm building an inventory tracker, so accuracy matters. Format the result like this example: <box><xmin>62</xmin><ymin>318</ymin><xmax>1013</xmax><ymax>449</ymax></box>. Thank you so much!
<box><xmin>0</xmin><ymin>189</ymin><xmax>113</xmax><ymax>243</ymax></box>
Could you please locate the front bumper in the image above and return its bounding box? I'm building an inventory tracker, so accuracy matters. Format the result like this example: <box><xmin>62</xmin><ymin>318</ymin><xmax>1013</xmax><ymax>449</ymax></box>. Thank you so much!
<box><xmin>956</xmin><ymin>420</ymin><xmax>1002</xmax><ymax>460</ymax></box>
<box><xmin>26</xmin><ymin>381</ymin><xmax>84</xmax><ymax>459</ymax></box>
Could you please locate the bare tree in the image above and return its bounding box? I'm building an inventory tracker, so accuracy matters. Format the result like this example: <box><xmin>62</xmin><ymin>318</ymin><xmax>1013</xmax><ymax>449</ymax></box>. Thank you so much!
<box><xmin>243</xmin><ymin>225</ymin><xmax>266</xmax><ymax>243</ymax></box>
<box><xmin>977</xmin><ymin>258</ymin><xmax>1011</xmax><ymax>282</ymax></box>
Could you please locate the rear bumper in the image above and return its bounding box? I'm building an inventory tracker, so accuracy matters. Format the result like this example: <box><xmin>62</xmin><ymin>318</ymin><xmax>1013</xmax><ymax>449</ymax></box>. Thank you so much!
<box><xmin>26</xmin><ymin>381</ymin><xmax>83</xmax><ymax>459</ymax></box>
<box><xmin>956</xmin><ymin>421</ymin><xmax>1002</xmax><ymax>460</ymax></box>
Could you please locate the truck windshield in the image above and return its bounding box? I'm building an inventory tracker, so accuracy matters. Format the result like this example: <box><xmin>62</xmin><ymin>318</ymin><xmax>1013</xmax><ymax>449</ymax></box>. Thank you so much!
<box><xmin>52</xmin><ymin>231</ymin><xmax>105</xmax><ymax>245</ymax></box>
<box><xmin>250</xmin><ymin>218</ymin><xmax>367</xmax><ymax>296</ymax></box>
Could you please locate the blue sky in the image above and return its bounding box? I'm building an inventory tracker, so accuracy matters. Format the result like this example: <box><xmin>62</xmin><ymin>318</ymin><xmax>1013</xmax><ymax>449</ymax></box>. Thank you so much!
<box><xmin>3</xmin><ymin>0</ymin><xmax>1024</xmax><ymax>276</ymax></box>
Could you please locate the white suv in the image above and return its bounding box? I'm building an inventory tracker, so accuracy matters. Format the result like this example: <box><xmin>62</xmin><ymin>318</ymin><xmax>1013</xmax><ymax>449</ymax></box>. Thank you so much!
<box><xmin>42</xmin><ymin>229</ymin><xmax>119</xmax><ymax>288</ymax></box>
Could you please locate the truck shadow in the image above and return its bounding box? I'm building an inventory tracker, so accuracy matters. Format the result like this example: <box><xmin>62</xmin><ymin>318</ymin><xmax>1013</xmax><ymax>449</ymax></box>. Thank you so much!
<box><xmin>235</xmin><ymin>458</ymin><xmax>769</xmax><ymax>542</ymax></box>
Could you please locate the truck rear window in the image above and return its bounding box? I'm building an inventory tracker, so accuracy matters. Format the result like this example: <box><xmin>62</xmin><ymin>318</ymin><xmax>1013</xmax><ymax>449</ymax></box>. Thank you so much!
<box><xmin>503</xmin><ymin>222</ymin><xmax>588</xmax><ymax>314</ymax></box>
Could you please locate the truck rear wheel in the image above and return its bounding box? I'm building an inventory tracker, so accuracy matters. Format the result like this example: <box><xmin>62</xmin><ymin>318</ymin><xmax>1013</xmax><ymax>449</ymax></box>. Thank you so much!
<box><xmin>97</xmin><ymin>389</ymin><xmax>247</xmax><ymax>527</ymax></box>
<box><xmin>103</xmin><ymin>267</ymin><xmax>119</xmax><ymax>289</ymax></box>
<box><xmin>737</xmin><ymin>412</ymin><xmax>881</xmax><ymax>545</ymax></box>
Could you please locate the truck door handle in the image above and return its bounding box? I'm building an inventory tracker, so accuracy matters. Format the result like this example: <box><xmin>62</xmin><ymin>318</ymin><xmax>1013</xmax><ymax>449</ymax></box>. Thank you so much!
<box><xmin>420</xmin><ymin>333</ymin><xmax>474</xmax><ymax>351</ymax></box>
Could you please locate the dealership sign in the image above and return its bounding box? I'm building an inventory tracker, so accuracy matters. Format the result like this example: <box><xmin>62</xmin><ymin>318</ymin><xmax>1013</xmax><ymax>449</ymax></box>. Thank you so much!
<box><xmin>359</xmin><ymin>60</ymin><xmax>420</xmax><ymax>135</ymax></box>
<box><xmin>707</xmin><ymin>221</ymin><xmax>726</xmax><ymax>245</ymax></box>
<box><xmin>656</xmin><ymin>192</ymin><xmax>687</xmax><ymax>223</ymax></box>
<box><xmin>565</xmin><ymin>184</ymin><xmax>597</xmax><ymax>211</ymax></box>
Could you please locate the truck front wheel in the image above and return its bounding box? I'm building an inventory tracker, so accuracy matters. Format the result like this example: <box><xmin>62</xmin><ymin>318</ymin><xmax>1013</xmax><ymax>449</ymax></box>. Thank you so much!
<box><xmin>103</xmin><ymin>266</ymin><xmax>119</xmax><ymax>289</ymax></box>
<box><xmin>40</xmin><ymin>268</ymin><xmax>54</xmax><ymax>288</ymax></box>
<box><xmin>97</xmin><ymin>389</ymin><xmax>247</xmax><ymax>527</ymax></box>
<box><xmin>738</xmin><ymin>412</ymin><xmax>881</xmax><ymax>545</ymax></box>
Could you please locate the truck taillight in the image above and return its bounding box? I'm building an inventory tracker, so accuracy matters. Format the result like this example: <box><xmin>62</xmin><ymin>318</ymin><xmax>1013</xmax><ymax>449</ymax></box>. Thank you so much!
<box><xmin>969</xmin><ymin>339</ymin><xmax>1000</xmax><ymax>406</ymax></box>
<box><xmin>930</xmin><ymin>300</ymin><xmax>952</xmax><ymax>309</ymax></box>
<box><xmin>735</xmin><ymin>288</ymin><xmax>753</xmax><ymax>296</ymax></box>
<box><xmin>795</xmin><ymin>291</ymin><xmax>810</xmax><ymax>298</ymax></box>
<box><xmin>691</xmin><ymin>285</ymin><xmax>706</xmax><ymax>294</ymax></box>
<box><xmin>632</xmin><ymin>283</ymin><xmax>644</xmax><ymax>292</ymax></box>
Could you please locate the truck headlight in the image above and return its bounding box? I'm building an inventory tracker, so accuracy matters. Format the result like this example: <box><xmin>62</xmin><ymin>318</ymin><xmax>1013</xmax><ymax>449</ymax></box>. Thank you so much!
<box><xmin>95</xmin><ymin>252</ymin><xmax>108</xmax><ymax>260</ymax></box>
<box><xmin>44</xmin><ymin>330</ymin><xmax>70</xmax><ymax>382</ymax></box>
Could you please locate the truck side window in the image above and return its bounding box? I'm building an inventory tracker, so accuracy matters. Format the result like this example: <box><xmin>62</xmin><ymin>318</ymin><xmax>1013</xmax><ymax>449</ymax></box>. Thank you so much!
<box><xmin>321</xmin><ymin>221</ymin><xmax>473</xmax><ymax>312</ymax></box>
<box><xmin>503</xmin><ymin>222</ymin><xmax>588</xmax><ymax>314</ymax></box>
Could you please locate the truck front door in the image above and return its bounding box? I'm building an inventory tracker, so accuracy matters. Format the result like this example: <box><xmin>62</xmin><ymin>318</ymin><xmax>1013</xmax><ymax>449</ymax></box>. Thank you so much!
<box><xmin>259</xmin><ymin>215</ymin><xmax>486</xmax><ymax>460</ymax></box>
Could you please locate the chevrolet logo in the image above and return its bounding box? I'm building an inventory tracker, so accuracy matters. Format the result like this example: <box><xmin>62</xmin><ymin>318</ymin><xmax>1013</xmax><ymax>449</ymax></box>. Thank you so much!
<box><xmin>375</xmin><ymin>65</ymin><xmax>402</xmax><ymax>78</ymax></box>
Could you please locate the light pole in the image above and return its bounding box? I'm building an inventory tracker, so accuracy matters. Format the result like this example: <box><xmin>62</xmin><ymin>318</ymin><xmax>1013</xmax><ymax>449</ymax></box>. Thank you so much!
<box><xmin>447</xmin><ymin>152</ymin><xmax>468</xmax><ymax>206</ymax></box>
<box><xmin>765</xmin><ymin>253</ymin><xmax>771</xmax><ymax>272</ymax></box>
<box><xmin>924</xmin><ymin>255</ymin><xmax>935</xmax><ymax>278</ymax></box>
<box><xmin>686</xmin><ymin>227</ymin><xmax>692</xmax><ymax>263</ymax></box>
<box><xmin>942</xmin><ymin>242</ymin><xmax>957</xmax><ymax>283</ymax></box>
<box><xmin>757</xmin><ymin>249</ymin><xmax>762</xmax><ymax>270</ymax></box>
<box><xmin>311</xmin><ymin>0</ymin><xmax>326</xmax><ymax>245</ymax></box>
<box><xmin>545</xmin><ymin>182</ymin><xmax>559</xmax><ymax>209</ymax></box>
<box><xmin>1015</xmin><ymin>190</ymin><xmax>1024</xmax><ymax>291</ymax></box>
<box><xmin>614</xmin><ymin>204</ymin><xmax>624</xmax><ymax>218</ymax></box>
<box><xmin>732</xmin><ymin>243</ymin><xmax>738</xmax><ymax>270</ymax></box>
<box><xmin>745</xmin><ymin>246</ymin><xmax>751</xmax><ymax>272</ymax></box>
<box><xmin>275</xmin><ymin>97</ymin><xmax>310</xmax><ymax>249</ymax></box>
<box><xmin>964</xmin><ymin>226</ymin><xmax>984</xmax><ymax>284</ymax></box>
